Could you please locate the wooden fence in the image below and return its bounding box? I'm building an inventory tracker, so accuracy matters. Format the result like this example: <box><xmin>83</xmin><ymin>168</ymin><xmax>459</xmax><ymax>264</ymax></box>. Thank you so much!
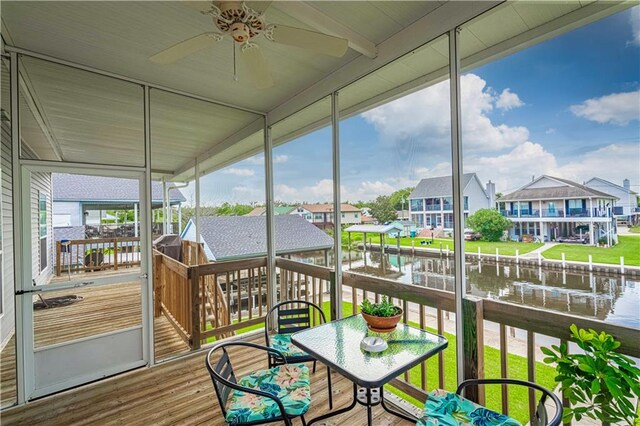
<box><xmin>56</xmin><ymin>237</ymin><xmax>141</xmax><ymax>276</ymax></box>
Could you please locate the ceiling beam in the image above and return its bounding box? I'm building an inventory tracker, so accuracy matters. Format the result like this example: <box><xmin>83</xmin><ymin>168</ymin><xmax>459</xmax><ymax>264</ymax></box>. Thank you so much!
<box><xmin>267</xmin><ymin>1</ymin><xmax>499</xmax><ymax>126</ymax></box>
<box><xmin>278</xmin><ymin>1</ymin><xmax>378</xmax><ymax>59</ymax></box>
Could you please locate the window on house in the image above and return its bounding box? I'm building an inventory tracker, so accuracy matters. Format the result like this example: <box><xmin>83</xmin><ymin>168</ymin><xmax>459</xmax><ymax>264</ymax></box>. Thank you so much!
<box><xmin>39</xmin><ymin>191</ymin><xmax>48</xmax><ymax>271</ymax></box>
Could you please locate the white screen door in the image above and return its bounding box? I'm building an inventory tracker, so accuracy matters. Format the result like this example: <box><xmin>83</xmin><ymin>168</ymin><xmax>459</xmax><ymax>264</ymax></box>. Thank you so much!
<box><xmin>17</xmin><ymin>165</ymin><xmax>150</xmax><ymax>400</ymax></box>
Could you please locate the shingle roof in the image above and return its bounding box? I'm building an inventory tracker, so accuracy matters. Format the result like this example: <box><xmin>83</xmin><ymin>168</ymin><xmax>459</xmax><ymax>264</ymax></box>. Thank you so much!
<box><xmin>299</xmin><ymin>203</ymin><xmax>360</xmax><ymax>213</ymax></box>
<box><xmin>409</xmin><ymin>173</ymin><xmax>479</xmax><ymax>199</ymax></box>
<box><xmin>195</xmin><ymin>215</ymin><xmax>333</xmax><ymax>261</ymax></box>
<box><xmin>502</xmin><ymin>175</ymin><xmax>617</xmax><ymax>201</ymax></box>
<box><xmin>52</xmin><ymin>173</ymin><xmax>186</xmax><ymax>203</ymax></box>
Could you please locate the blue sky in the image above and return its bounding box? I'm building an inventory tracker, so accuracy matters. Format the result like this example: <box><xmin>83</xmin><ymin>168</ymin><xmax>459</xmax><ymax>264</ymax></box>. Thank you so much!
<box><xmin>192</xmin><ymin>6</ymin><xmax>640</xmax><ymax>206</ymax></box>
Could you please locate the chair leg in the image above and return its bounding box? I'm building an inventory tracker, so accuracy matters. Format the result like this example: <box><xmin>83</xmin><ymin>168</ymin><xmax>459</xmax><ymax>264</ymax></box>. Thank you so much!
<box><xmin>327</xmin><ymin>367</ymin><xmax>333</xmax><ymax>410</ymax></box>
<box><xmin>300</xmin><ymin>414</ymin><xmax>307</xmax><ymax>426</ymax></box>
<box><xmin>312</xmin><ymin>360</ymin><xmax>317</xmax><ymax>373</ymax></box>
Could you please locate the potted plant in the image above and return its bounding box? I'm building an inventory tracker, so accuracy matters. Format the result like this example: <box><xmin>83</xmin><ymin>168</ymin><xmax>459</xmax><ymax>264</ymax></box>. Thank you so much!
<box><xmin>541</xmin><ymin>324</ymin><xmax>640</xmax><ymax>425</ymax></box>
<box><xmin>360</xmin><ymin>296</ymin><xmax>403</xmax><ymax>332</ymax></box>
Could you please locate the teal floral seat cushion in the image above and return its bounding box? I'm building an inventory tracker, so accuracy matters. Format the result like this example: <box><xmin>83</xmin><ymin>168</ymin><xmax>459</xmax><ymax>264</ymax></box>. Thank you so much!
<box><xmin>269</xmin><ymin>334</ymin><xmax>308</xmax><ymax>358</ymax></box>
<box><xmin>225</xmin><ymin>364</ymin><xmax>311</xmax><ymax>424</ymax></box>
<box><xmin>418</xmin><ymin>389</ymin><xmax>522</xmax><ymax>426</ymax></box>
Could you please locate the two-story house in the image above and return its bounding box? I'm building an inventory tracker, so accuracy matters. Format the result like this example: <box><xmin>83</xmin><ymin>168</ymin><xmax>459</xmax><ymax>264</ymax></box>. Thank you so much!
<box><xmin>408</xmin><ymin>173</ymin><xmax>493</xmax><ymax>231</ymax></box>
<box><xmin>291</xmin><ymin>203</ymin><xmax>361</xmax><ymax>229</ymax></box>
<box><xmin>501</xmin><ymin>175</ymin><xmax>617</xmax><ymax>245</ymax></box>
<box><xmin>584</xmin><ymin>177</ymin><xmax>638</xmax><ymax>219</ymax></box>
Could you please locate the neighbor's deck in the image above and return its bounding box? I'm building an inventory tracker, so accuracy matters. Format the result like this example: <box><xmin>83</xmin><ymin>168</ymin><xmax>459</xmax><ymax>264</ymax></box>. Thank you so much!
<box><xmin>1</xmin><ymin>332</ymin><xmax>415</xmax><ymax>425</ymax></box>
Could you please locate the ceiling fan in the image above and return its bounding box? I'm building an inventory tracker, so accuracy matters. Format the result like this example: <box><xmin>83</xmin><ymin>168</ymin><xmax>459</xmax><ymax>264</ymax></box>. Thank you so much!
<box><xmin>150</xmin><ymin>1</ymin><xmax>349</xmax><ymax>89</ymax></box>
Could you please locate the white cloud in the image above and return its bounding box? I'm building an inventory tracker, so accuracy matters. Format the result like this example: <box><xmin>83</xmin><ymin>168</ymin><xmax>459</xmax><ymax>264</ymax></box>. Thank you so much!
<box><xmin>415</xmin><ymin>162</ymin><xmax>453</xmax><ymax>179</ymax></box>
<box><xmin>244</xmin><ymin>154</ymin><xmax>289</xmax><ymax>165</ymax></box>
<box><xmin>545</xmin><ymin>128</ymin><xmax>556</xmax><ymax>135</ymax></box>
<box><xmin>464</xmin><ymin>142</ymin><xmax>640</xmax><ymax>194</ymax></box>
<box><xmin>629</xmin><ymin>5</ymin><xmax>640</xmax><ymax>47</ymax></box>
<box><xmin>556</xmin><ymin>143</ymin><xmax>640</xmax><ymax>185</ymax></box>
<box><xmin>496</xmin><ymin>88</ymin><xmax>524</xmax><ymax>111</ymax></box>
<box><xmin>343</xmin><ymin>181</ymin><xmax>395</xmax><ymax>201</ymax></box>
<box><xmin>362</xmin><ymin>74</ymin><xmax>529</xmax><ymax>153</ymax></box>
<box><xmin>570</xmin><ymin>91</ymin><xmax>640</xmax><ymax>126</ymax></box>
<box><xmin>223</xmin><ymin>167</ymin><xmax>255</xmax><ymax>177</ymax></box>
<box><xmin>232</xmin><ymin>186</ymin><xmax>250</xmax><ymax>193</ymax></box>
<box><xmin>275</xmin><ymin>183</ymin><xmax>298</xmax><ymax>198</ymax></box>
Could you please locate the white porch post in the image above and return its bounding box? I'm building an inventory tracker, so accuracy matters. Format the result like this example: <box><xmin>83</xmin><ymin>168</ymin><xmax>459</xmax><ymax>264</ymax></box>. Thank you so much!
<box><xmin>449</xmin><ymin>28</ymin><xmax>466</xmax><ymax>385</ymax></box>
<box><xmin>161</xmin><ymin>177</ymin><xmax>167</xmax><ymax>235</ymax></box>
<box><xmin>134</xmin><ymin>203</ymin><xmax>138</xmax><ymax>237</ymax></box>
<box><xmin>195</xmin><ymin>159</ymin><xmax>201</xmax><ymax>256</ymax></box>
<box><xmin>263</xmin><ymin>116</ymin><xmax>277</xmax><ymax>316</ymax></box>
<box><xmin>177</xmin><ymin>203</ymin><xmax>182</xmax><ymax>235</ymax></box>
<box><xmin>10</xmin><ymin>50</ymin><xmax>27</xmax><ymax>404</ymax></box>
<box><xmin>143</xmin><ymin>85</ymin><xmax>154</xmax><ymax>365</ymax></box>
<box><xmin>331</xmin><ymin>91</ymin><xmax>343</xmax><ymax>321</ymax></box>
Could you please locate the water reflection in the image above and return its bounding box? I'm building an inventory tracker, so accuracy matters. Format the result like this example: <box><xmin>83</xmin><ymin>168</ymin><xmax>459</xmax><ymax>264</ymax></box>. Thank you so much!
<box><xmin>340</xmin><ymin>251</ymin><xmax>639</xmax><ymax>328</ymax></box>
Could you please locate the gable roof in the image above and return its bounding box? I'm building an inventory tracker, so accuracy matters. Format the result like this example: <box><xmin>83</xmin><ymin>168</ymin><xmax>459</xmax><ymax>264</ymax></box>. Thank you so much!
<box><xmin>502</xmin><ymin>175</ymin><xmax>617</xmax><ymax>201</ymax></box>
<box><xmin>409</xmin><ymin>173</ymin><xmax>485</xmax><ymax>199</ymax></box>
<box><xmin>186</xmin><ymin>215</ymin><xmax>333</xmax><ymax>261</ymax></box>
<box><xmin>585</xmin><ymin>177</ymin><xmax>637</xmax><ymax>196</ymax></box>
<box><xmin>53</xmin><ymin>173</ymin><xmax>186</xmax><ymax>203</ymax></box>
<box><xmin>299</xmin><ymin>203</ymin><xmax>360</xmax><ymax>213</ymax></box>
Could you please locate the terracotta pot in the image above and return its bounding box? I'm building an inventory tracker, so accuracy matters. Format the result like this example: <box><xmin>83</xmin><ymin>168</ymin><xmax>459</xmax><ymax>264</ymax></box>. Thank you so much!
<box><xmin>362</xmin><ymin>309</ymin><xmax>403</xmax><ymax>332</ymax></box>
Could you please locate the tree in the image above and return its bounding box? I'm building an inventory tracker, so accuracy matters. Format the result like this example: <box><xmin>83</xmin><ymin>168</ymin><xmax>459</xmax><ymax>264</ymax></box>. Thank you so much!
<box><xmin>369</xmin><ymin>195</ymin><xmax>397</xmax><ymax>224</ymax></box>
<box><xmin>389</xmin><ymin>187</ymin><xmax>414</xmax><ymax>211</ymax></box>
<box><xmin>467</xmin><ymin>208</ymin><xmax>511</xmax><ymax>241</ymax></box>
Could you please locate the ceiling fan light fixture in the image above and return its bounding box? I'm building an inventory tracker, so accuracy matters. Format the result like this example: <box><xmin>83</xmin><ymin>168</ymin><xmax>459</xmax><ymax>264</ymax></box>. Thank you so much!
<box><xmin>230</xmin><ymin>22</ymin><xmax>250</xmax><ymax>43</ymax></box>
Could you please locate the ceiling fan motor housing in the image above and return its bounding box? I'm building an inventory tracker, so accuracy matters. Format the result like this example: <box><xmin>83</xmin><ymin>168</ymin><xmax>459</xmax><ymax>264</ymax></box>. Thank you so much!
<box><xmin>230</xmin><ymin>22</ymin><xmax>250</xmax><ymax>43</ymax></box>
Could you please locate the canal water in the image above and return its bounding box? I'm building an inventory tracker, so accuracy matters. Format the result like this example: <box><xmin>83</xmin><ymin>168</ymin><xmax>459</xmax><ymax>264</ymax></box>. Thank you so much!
<box><xmin>341</xmin><ymin>250</ymin><xmax>640</xmax><ymax>329</ymax></box>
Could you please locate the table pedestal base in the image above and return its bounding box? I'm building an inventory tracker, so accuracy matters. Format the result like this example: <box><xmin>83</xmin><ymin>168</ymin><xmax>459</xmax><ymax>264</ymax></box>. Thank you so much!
<box><xmin>307</xmin><ymin>383</ymin><xmax>418</xmax><ymax>426</ymax></box>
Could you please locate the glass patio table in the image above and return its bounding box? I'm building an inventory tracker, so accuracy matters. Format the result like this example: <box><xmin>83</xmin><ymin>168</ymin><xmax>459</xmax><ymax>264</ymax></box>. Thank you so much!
<box><xmin>291</xmin><ymin>314</ymin><xmax>448</xmax><ymax>425</ymax></box>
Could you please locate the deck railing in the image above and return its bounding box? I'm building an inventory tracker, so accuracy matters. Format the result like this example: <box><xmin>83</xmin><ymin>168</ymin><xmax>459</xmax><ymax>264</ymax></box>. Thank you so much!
<box><xmin>151</xmin><ymin>252</ymin><xmax>639</xmax><ymax>424</ymax></box>
<box><xmin>55</xmin><ymin>237</ymin><xmax>141</xmax><ymax>276</ymax></box>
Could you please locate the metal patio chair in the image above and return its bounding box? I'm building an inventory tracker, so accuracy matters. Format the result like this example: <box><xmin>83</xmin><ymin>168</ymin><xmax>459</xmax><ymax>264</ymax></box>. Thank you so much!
<box><xmin>265</xmin><ymin>300</ymin><xmax>333</xmax><ymax>409</ymax></box>
<box><xmin>205</xmin><ymin>342</ymin><xmax>311</xmax><ymax>426</ymax></box>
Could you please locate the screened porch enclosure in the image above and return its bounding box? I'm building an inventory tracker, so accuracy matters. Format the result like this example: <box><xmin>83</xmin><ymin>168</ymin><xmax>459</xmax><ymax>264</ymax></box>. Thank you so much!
<box><xmin>1</xmin><ymin>1</ymin><xmax>639</xmax><ymax>424</ymax></box>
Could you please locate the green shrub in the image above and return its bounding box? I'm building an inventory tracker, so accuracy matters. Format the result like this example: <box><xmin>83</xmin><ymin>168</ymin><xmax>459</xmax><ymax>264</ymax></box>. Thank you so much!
<box><xmin>542</xmin><ymin>325</ymin><xmax>640</xmax><ymax>425</ymax></box>
<box><xmin>467</xmin><ymin>209</ymin><xmax>512</xmax><ymax>242</ymax></box>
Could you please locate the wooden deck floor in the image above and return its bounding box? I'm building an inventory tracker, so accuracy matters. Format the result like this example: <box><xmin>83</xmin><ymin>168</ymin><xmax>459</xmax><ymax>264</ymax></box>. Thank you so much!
<box><xmin>0</xmin><ymin>275</ymin><xmax>190</xmax><ymax>410</ymax></box>
<box><xmin>1</xmin><ymin>332</ymin><xmax>415</xmax><ymax>425</ymax></box>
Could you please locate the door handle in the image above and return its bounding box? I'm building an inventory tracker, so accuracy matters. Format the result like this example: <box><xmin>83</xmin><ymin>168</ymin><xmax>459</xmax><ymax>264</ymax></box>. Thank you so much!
<box><xmin>140</xmin><ymin>273</ymin><xmax>148</xmax><ymax>279</ymax></box>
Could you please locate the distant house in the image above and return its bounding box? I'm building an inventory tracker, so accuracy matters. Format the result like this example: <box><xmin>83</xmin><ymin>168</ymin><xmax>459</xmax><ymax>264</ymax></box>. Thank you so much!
<box><xmin>291</xmin><ymin>203</ymin><xmax>361</xmax><ymax>228</ymax></box>
<box><xmin>584</xmin><ymin>177</ymin><xmax>638</xmax><ymax>218</ymax></box>
<box><xmin>409</xmin><ymin>173</ymin><xmax>493</xmax><ymax>230</ymax></box>
<box><xmin>245</xmin><ymin>206</ymin><xmax>295</xmax><ymax>216</ymax></box>
<box><xmin>180</xmin><ymin>215</ymin><xmax>334</xmax><ymax>261</ymax></box>
<box><xmin>501</xmin><ymin>175</ymin><xmax>617</xmax><ymax>245</ymax></box>
<box><xmin>52</xmin><ymin>173</ymin><xmax>186</xmax><ymax>227</ymax></box>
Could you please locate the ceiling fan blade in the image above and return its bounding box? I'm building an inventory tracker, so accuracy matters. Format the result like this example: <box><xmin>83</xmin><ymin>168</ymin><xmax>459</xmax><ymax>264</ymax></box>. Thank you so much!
<box><xmin>245</xmin><ymin>1</ymin><xmax>273</xmax><ymax>14</ymax></box>
<box><xmin>150</xmin><ymin>32</ymin><xmax>223</xmax><ymax>64</ymax></box>
<box><xmin>267</xmin><ymin>25</ymin><xmax>348</xmax><ymax>57</ymax></box>
<box><xmin>182</xmin><ymin>1</ymin><xmax>213</xmax><ymax>13</ymax></box>
<box><xmin>241</xmin><ymin>45</ymin><xmax>274</xmax><ymax>89</ymax></box>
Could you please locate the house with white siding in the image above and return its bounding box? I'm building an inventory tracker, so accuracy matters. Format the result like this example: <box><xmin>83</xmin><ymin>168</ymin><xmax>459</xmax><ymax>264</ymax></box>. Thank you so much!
<box><xmin>408</xmin><ymin>173</ymin><xmax>493</xmax><ymax>231</ymax></box>
<box><xmin>291</xmin><ymin>203</ymin><xmax>361</xmax><ymax>228</ymax></box>
<box><xmin>501</xmin><ymin>175</ymin><xmax>618</xmax><ymax>245</ymax></box>
<box><xmin>584</xmin><ymin>177</ymin><xmax>638</xmax><ymax>218</ymax></box>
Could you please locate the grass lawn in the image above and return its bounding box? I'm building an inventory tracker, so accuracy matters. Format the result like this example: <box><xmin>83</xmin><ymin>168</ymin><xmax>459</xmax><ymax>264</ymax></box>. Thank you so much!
<box><xmin>542</xmin><ymin>235</ymin><xmax>640</xmax><ymax>266</ymax></box>
<box><xmin>215</xmin><ymin>300</ymin><xmax>556</xmax><ymax>424</ymax></box>
<box><xmin>629</xmin><ymin>226</ymin><xmax>640</xmax><ymax>234</ymax></box>
<box><xmin>346</xmin><ymin>232</ymin><xmax>543</xmax><ymax>256</ymax></box>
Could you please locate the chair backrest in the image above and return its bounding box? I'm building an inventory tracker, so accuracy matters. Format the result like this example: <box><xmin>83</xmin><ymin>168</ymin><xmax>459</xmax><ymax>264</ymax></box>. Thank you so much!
<box><xmin>205</xmin><ymin>346</ymin><xmax>237</xmax><ymax>418</ymax></box>
<box><xmin>266</xmin><ymin>300</ymin><xmax>326</xmax><ymax>335</ymax></box>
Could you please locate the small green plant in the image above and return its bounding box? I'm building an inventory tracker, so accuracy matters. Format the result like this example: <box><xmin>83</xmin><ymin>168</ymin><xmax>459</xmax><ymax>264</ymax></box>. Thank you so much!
<box><xmin>542</xmin><ymin>324</ymin><xmax>640</xmax><ymax>425</ymax></box>
<box><xmin>360</xmin><ymin>296</ymin><xmax>401</xmax><ymax>317</ymax></box>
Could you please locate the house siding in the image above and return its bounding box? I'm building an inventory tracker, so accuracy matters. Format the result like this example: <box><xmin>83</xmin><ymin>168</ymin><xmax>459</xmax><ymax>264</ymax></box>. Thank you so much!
<box><xmin>585</xmin><ymin>179</ymin><xmax>636</xmax><ymax>216</ymax></box>
<box><xmin>1</xmin><ymin>120</ymin><xmax>14</xmax><ymax>347</ymax></box>
<box><xmin>53</xmin><ymin>201</ymin><xmax>83</xmax><ymax>226</ymax></box>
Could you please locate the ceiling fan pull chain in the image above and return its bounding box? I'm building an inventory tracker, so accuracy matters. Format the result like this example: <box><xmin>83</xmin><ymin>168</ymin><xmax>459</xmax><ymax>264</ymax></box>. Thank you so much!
<box><xmin>233</xmin><ymin>43</ymin><xmax>238</xmax><ymax>82</ymax></box>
